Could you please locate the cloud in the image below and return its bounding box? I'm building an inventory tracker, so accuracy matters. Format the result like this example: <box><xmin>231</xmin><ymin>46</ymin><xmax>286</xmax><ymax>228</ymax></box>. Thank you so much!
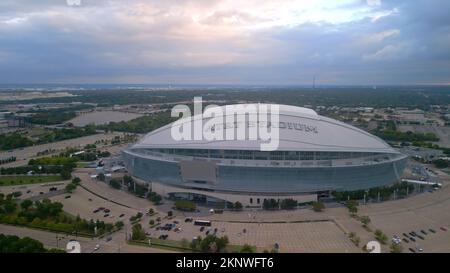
<box><xmin>0</xmin><ymin>0</ymin><xmax>449</xmax><ymax>84</ymax></box>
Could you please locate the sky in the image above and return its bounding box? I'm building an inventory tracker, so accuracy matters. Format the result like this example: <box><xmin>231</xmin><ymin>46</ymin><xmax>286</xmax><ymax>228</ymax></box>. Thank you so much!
<box><xmin>0</xmin><ymin>0</ymin><xmax>449</xmax><ymax>85</ymax></box>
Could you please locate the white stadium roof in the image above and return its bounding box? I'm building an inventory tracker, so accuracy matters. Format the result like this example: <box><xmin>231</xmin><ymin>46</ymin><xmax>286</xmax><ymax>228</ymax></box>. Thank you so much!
<box><xmin>132</xmin><ymin>104</ymin><xmax>399</xmax><ymax>154</ymax></box>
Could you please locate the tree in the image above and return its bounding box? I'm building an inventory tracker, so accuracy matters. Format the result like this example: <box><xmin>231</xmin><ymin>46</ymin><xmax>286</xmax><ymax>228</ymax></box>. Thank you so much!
<box><xmin>360</xmin><ymin>216</ymin><xmax>371</xmax><ymax>227</ymax></box>
<box><xmin>4</xmin><ymin>201</ymin><xmax>17</xmax><ymax>213</ymax></box>
<box><xmin>148</xmin><ymin>192</ymin><xmax>162</xmax><ymax>205</ymax></box>
<box><xmin>131</xmin><ymin>224</ymin><xmax>146</xmax><ymax>241</ymax></box>
<box><xmin>233</xmin><ymin>201</ymin><xmax>243</xmax><ymax>211</ymax></box>
<box><xmin>199</xmin><ymin>235</ymin><xmax>229</xmax><ymax>253</ymax></box>
<box><xmin>312</xmin><ymin>201</ymin><xmax>325</xmax><ymax>212</ymax></box>
<box><xmin>375</xmin><ymin>229</ymin><xmax>388</xmax><ymax>245</ymax></box>
<box><xmin>390</xmin><ymin>243</ymin><xmax>403</xmax><ymax>253</ymax></box>
<box><xmin>65</xmin><ymin>183</ymin><xmax>77</xmax><ymax>193</ymax></box>
<box><xmin>263</xmin><ymin>199</ymin><xmax>279</xmax><ymax>210</ymax></box>
<box><xmin>20</xmin><ymin>200</ymin><xmax>33</xmax><ymax>211</ymax></box>
<box><xmin>240</xmin><ymin>244</ymin><xmax>255</xmax><ymax>253</ymax></box>
<box><xmin>72</xmin><ymin>177</ymin><xmax>81</xmax><ymax>184</ymax></box>
<box><xmin>346</xmin><ymin>200</ymin><xmax>358</xmax><ymax>214</ymax></box>
<box><xmin>109</xmin><ymin>179</ymin><xmax>121</xmax><ymax>190</ymax></box>
<box><xmin>0</xmin><ymin>234</ymin><xmax>47</xmax><ymax>253</ymax></box>
<box><xmin>280</xmin><ymin>199</ymin><xmax>298</xmax><ymax>210</ymax></box>
<box><xmin>115</xmin><ymin>221</ymin><xmax>124</xmax><ymax>230</ymax></box>
<box><xmin>60</xmin><ymin>169</ymin><xmax>72</xmax><ymax>180</ymax></box>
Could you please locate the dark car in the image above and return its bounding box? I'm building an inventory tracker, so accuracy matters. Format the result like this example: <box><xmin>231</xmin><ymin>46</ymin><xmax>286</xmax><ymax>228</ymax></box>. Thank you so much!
<box><xmin>420</xmin><ymin>230</ymin><xmax>427</xmax><ymax>235</ymax></box>
<box><xmin>402</xmin><ymin>238</ymin><xmax>409</xmax><ymax>243</ymax></box>
<box><xmin>119</xmin><ymin>214</ymin><xmax>125</xmax><ymax>218</ymax></box>
<box><xmin>409</xmin><ymin>248</ymin><xmax>416</xmax><ymax>253</ymax></box>
<box><xmin>409</xmin><ymin>237</ymin><xmax>416</xmax><ymax>242</ymax></box>
<box><xmin>104</xmin><ymin>209</ymin><xmax>111</xmax><ymax>213</ymax></box>
<box><xmin>104</xmin><ymin>214</ymin><xmax>109</xmax><ymax>217</ymax></box>
<box><xmin>417</xmin><ymin>235</ymin><xmax>425</xmax><ymax>240</ymax></box>
<box><xmin>65</xmin><ymin>195</ymin><xmax>71</xmax><ymax>199</ymax></box>
<box><xmin>200</xmin><ymin>226</ymin><xmax>205</xmax><ymax>232</ymax></box>
<box><xmin>429</xmin><ymin>229</ymin><xmax>436</xmax><ymax>233</ymax></box>
<box><xmin>93</xmin><ymin>209</ymin><xmax>100</xmax><ymax>213</ymax></box>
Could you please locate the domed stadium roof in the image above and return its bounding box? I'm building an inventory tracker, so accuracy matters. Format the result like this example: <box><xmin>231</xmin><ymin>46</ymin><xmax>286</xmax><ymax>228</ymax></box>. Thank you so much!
<box><xmin>132</xmin><ymin>104</ymin><xmax>399</xmax><ymax>154</ymax></box>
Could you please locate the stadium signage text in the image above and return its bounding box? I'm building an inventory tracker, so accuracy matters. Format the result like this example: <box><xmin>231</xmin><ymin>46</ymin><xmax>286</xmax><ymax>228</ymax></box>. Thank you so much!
<box><xmin>206</xmin><ymin>121</ymin><xmax>318</xmax><ymax>134</ymax></box>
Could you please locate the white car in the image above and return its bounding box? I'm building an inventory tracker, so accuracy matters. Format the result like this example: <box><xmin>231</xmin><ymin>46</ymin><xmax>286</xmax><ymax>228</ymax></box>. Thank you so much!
<box><xmin>94</xmin><ymin>244</ymin><xmax>100</xmax><ymax>251</ymax></box>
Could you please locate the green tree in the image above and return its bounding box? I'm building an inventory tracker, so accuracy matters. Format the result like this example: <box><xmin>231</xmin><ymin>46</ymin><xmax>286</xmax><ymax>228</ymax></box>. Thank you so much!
<box><xmin>72</xmin><ymin>177</ymin><xmax>81</xmax><ymax>184</ymax></box>
<box><xmin>131</xmin><ymin>223</ymin><xmax>146</xmax><ymax>241</ymax></box>
<box><xmin>390</xmin><ymin>243</ymin><xmax>403</xmax><ymax>253</ymax></box>
<box><xmin>20</xmin><ymin>200</ymin><xmax>33</xmax><ymax>211</ymax></box>
<box><xmin>61</xmin><ymin>169</ymin><xmax>71</xmax><ymax>180</ymax></box>
<box><xmin>65</xmin><ymin>183</ymin><xmax>77</xmax><ymax>193</ymax></box>
<box><xmin>109</xmin><ymin>179</ymin><xmax>121</xmax><ymax>190</ymax></box>
<box><xmin>240</xmin><ymin>244</ymin><xmax>255</xmax><ymax>253</ymax></box>
<box><xmin>233</xmin><ymin>201</ymin><xmax>243</xmax><ymax>211</ymax></box>
<box><xmin>360</xmin><ymin>216</ymin><xmax>371</xmax><ymax>227</ymax></box>
<box><xmin>0</xmin><ymin>234</ymin><xmax>47</xmax><ymax>253</ymax></box>
<box><xmin>115</xmin><ymin>221</ymin><xmax>124</xmax><ymax>230</ymax></box>
<box><xmin>280</xmin><ymin>199</ymin><xmax>298</xmax><ymax>210</ymax></box>
<box><xmin>374</xmin><ymin>229</ymin><xmax>388</xmax><ymax>245</ymax></box>
<box><xmin>312</xmin><ymin>201</ymin><xmax>325</xmax><ymax>212</ymax></box>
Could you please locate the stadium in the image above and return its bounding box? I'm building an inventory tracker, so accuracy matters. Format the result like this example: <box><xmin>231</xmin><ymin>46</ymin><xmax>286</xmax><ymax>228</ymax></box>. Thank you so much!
<box><xmin>122</xmin><ymin>104</ymin><xmax>408</xmax><ymax>208</ymax></box>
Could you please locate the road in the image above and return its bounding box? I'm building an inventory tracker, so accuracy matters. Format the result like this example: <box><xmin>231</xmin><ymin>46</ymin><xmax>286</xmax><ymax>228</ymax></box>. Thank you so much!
<box><xmin>0</xmin><ymin>224</ymin><xmax>174</xmax><ymax>253</ymax></box>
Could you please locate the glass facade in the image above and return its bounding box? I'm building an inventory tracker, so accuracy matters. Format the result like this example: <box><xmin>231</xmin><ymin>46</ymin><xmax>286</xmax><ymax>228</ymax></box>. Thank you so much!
<box><xmin>122</xmin><ymin>149</ymin><xmax>408</xmax><ymax>194</ymax></box>
<box><xmin>131</xmin><ymin>148</ymin><xmax>381</xmax><ymax>161</ymax></box>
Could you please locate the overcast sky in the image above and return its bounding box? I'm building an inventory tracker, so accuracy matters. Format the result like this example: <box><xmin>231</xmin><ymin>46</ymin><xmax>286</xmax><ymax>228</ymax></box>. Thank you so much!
<box><xmin>0</xmin><ymin>0</ymin><xmax>449</xmax><ymax>85</ymax></box>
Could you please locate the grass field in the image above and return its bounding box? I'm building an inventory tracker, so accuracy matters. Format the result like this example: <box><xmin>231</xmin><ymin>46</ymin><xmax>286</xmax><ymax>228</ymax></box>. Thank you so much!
<box><xmin>0</xmin><ymin>175</ymin><xmax>63</xmax><ymax>186</ymax></box>
<box><xmin>76</xmin><ymin>162</ymin><xmax>90</xmax><ymax>168</ymax></box>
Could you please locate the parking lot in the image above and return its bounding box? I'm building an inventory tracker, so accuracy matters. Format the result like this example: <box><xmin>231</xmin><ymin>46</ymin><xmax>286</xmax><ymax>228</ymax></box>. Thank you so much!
<box><xmin>50</xmin><ymin>183</ymin><xmax>141</xmax><ymax>224</ymax></box>
<box><xmin>143</xmin><ymin>218</ymin><xmax>359</xmax><ymax>253</ymax></box>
